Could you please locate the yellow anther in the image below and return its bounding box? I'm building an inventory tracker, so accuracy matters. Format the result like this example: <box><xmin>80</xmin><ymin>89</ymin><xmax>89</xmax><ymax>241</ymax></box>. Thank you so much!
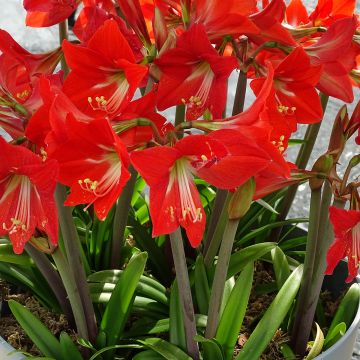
<box><xmin>201</xmin><ymin>155</ymin><xmax>208</xmax><ymax>161</ymax></box>
<box><xmin>40</xmin><ymin>147</ymin><xmax>47</xmax><ymax>161</ymax></box>
<box><xmin>16</xmin><ymin>89</ymin><xmax>30</xmax><ymax>100</ymax></box>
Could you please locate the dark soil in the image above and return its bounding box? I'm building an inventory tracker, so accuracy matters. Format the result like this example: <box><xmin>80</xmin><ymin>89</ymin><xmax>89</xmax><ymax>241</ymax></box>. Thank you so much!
<box><xmin>0</xmin><ymin>282</ymin><xmax>75</xmax><ymax>356</ymax></box>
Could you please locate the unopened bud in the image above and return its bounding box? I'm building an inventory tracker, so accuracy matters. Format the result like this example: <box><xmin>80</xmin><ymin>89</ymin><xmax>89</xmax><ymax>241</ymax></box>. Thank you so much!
<box><xmin>228</xmin><ymin>177</ymin><xmax>255</xmax><ymax>220</ymax></box>
<box><xmin>153</xmin><ymin>7</ymin><xmax>168</xmax><ymax>51</ymax></box>
<box><xmin>309</xmin><ymin>154</ymin><xmax>334</xmax><ymax>190</ymax></box>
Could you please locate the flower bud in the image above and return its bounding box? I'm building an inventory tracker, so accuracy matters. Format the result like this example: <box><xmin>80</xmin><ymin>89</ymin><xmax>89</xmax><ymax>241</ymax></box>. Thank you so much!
<box><xmin>228</xmin><ymin>177</ymin><xmax>255</xmax><ymax>220</ymax></box>
<box><xmin>309</xmin><ymin>154</ymin><xmax>334</xmax><ymax>190</ymax></box>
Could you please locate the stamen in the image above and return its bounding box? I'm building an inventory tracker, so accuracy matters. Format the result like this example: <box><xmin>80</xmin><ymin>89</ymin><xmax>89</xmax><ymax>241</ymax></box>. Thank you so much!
<box><xmin>171</xmin><ymin>159</ymin><xmax>202</xmax><ymax>223</ymax></box>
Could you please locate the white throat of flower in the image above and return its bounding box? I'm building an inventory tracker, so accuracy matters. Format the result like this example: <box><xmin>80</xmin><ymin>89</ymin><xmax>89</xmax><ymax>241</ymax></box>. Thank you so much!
<box><xmin>184</xmin><ymin>62</ymin><xmax>214</xmax><ymax>109</ymax></box>
<box><xmin>168</xmin><ymin>158</ymin><xmax>202</xmax><ymax>223</ymax></box>
<box><xmin>1</xmin><ymin>175</ymin><xmax>31</xmax><ymax>235</ymax></box>
<box><xmin>78</xmin><ymin>152</ymin><xmax>122</xmax><ymax>208</ymax></box>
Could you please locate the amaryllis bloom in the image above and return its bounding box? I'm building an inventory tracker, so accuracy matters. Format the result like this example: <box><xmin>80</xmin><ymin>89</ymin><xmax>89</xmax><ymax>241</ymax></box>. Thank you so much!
<box><xmin>305</xmin><ymin>17</ymin><xmax>358</xmax><ymax>103</ymax></box>
<box><xmin>155</xmin><ymin>24</ymin><xmax>238</xmax><ymax>120</ymax></box>
<box><xmin>251</xmin><ymin>47</ymin><xmax>323</xmax><ymax>125</ymax></box>
<box><xmin>63</xmin><ymin>19</ymin><xmax>148</xmax><ymax>118</ymax></box>
<box><xmin>131</xmin><ymin>131</ymin><xmax>275</xmax><ymax>246</ymax></box>
<box><xmin>51</xmin><ymin>117</ymin><xmax>130</xmax><ymax>221</ymax></box>
<box><xmin>23</xmin><ymin>0</ymin><xmax>80</xmax><ymax>27</ymax></box>
<box><xmin>326</xmin><ymin>206</ymin><xmax>360</xmax><ymax>282</ymax></box>
<box><xmin>0</xmin><ymin>137</ymin><xmax>58</xmax><ymax>254</ymax></box>
<box><xmin>249</xmin><ymin>0</ymin><xmax>297</xmax><ymax>46</ymax></box>
<box><xmin>112</xmin><ymin>87</ymin><xmax>173</xmax><ymax>148</ymax></box>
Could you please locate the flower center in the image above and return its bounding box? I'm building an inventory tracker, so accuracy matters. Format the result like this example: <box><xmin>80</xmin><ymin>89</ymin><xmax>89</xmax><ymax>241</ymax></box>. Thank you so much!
<box><xmin>182</xmin><ymin>62</ymin><xmax>214</xmax><ymax>113</ymax></box>
<box><xmin>77</xmin><ymin>153</ymin><xmax>122</xmax><ymax>208</ymax></box>
<box><xmin>87</xmin><ymin>73</ymin><xmax>130</xmax><ymax>114</ymax></box>
<box><xmin>271</xmin><ymin>135</ymin><xmax>286</xmax><ymax>153</ymax></box>
<box><xmin>1</xmin><ymin>175</ymin><xmax>31</xmax><ymax>235</ymax></box>
<box><xmin>169</xmin><ymin>159</ymin><xmax>202</xmax><ymax>223</ymax></box>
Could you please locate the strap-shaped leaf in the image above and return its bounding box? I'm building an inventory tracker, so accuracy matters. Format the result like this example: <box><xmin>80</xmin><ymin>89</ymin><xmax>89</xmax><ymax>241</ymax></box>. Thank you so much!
<box><xmin>235</xmin><ymin>265</ymin><xmax>303</xmax><ymax>360</ymax></box>
<box><xmin>60</xmin><ymin>332</ymin><xmax>82</xmax><ymax>360</ymax></box>
<box><xmin>327</xmin><ymin>283</ymin><xmax>360</xmax><ymax>336</ymax></box>
<box><xmin>100</xmin><ymin>252</ymin><xmax>148</xmax><ymax>346</ymax></box>
<box><xmin>271</xmin><ymin>247</ymin><xmax>290</xmax><ymax>289</ymax></box>
<box><xmin>228</xmin><ymin>243</ymin><xmax>276</xmax><ymax>278</ymax></box>
<box><xmin>0</xmin><ymin>244</ymin><xmax>34</xmax><ymax>266</ymax></box>
<box><xmin>323</xmin><ymin>322</ymin><xmax>346</xmax><ymax>350</ymax></box>
<box><xmin>194</xmin><ymin>254</ymin><xmax>210</xmax><ymax>315</ymax></box>
<box><xmin>216</xmin><ymin>263</ymin><xmax>254</xmax><ymax>360</ymax></box>
<box><xmin>8</xmin><ymin>300</ymin><xmax>62</xmax><ymax>359</ymax></box>
<box><xmin>138</xmin><ymin>338</ymin><xmax>192</xmax><ymax>360</ymax></box>
<box><xmin>194</xmin><ymin>335</ymin><xmax>224</xmax><ymax>360</ymax></box>
<box><xmin>306</xmin><ymin>322</ymin><xmax>324</xmax><ymax>359</ymax></box>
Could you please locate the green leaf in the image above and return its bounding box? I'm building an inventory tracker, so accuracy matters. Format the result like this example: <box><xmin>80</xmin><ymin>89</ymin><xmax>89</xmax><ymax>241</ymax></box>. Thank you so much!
<box><xmin>279</xmin><ymin>343</ymin><xmax>296</xmax><ymax>359</ymax></box>
<box><xmin>327</xmin><ymin>283</ymin><xmax>360</xmax><ymax>336</ymax></box>
<box><xmin>138</xmin><ymin>338</ymin><xmax>192</xmax><ymax>360</ymax></box>
<box><xmin>169</xmin><ymin>281</ymin><xmax>186</xmax><ymax>351</ymax></box>
<box><xmin>255</xmin><ymin>199</ymin><xmax>279</xmax><ymax>214</ymax></box>
<box><xmin>306</xmin><ymin>323</ymin><xmax>324</xmax><ymax>360</ymax></box>
<box><xmin>228</xmin><ymin>243</ymin><xmax>276</xmax><ymax>278</ymax></box>
<box><xmin>271</xmin><ymin>247</ymin><xmax>290</xmax><ymax>289</ymax></box>
<box><xmin>0</xmin><ymin>244</ymin><xmax>34</xmax><ymax>266</ymax></box>
<box><xmin>8</xmin><ymin>300</ymin><xmax>62</xmax><ymax>359</ymax></box>
<box><xmin>235</xmin><ymin>265</ymin><xmax>303</xmax><ymax>360</ymax></box>
<box><xmin>133</xmin><ymin>349</ymin><xmax>165</xmax><ymax>359</ymax></box>
<box><xmin>194</xmin><ymin>335</ymin><xmax>224</xmax><ymax>360</ymax></box>
<box><xmin>88</xmin><ymin>344</ymin><xmax>143</xmax><ymax>360</ymax></box>
<box><xmin>100</xmin><ymin>252</ymin><xmax>148</xmax><ymax>346</ymax></box>
<box><xmin>126</xmin><ymin>315</ymin><xmax>207</xmax><ymax>337</ymax></box>
<box><xmin>194</xmin><ymin>255</ymin><xmax>210</xmax><ymax>315</ymax></box>
<box><xmin>60</xmin><ymin>332</ymin><xmax>82</xmax><ymax>360</ymax></box>
<box><xmin>237</xmin><ymin>218</ymin><xmax>308</xmax><ymax>246</ymax></box>
<box><xmin>216</xmin><ymin>263</ymin><xmax>254</xmax><ymax>360</ymax></box>
<box><xmin>323</xmin><ymin>322</ymin><xmax>346</xmax><ymax>350</ymax></box>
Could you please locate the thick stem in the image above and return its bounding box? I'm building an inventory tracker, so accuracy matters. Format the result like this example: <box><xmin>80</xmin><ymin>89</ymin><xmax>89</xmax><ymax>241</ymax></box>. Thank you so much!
<box><xmin>111</xmin><ymin>166</ymin><xmax>138</xmax><ymax>268</ymax></box>
<box><xmin>203</xmin><ymin>71</ymin><xmax>247</xmax><ymax>262</ymax></box>
<box><xmin>272</xmin><ymin>94</ymin><xmax>329</xmax><ymax>240</ymax></box>
<box><xmin>175</xmin><ymin>104</ymin><xmax>186</xmax><ymax>138</ymax></box>
<box><xmin>25</xmin><ymin>244</ymin><xmax>73</xmax><ymax>324</ymax></box>
<box><xmin>203</xmin><ymin>193</ymin><xmax>231</xmax><ymax>269</ymax></box>
<box><xmin>52</xmin><ymin>247</ymin><xmax>88</xmax><ymax>339</ymax></box>
<box><xmin>203</xmin><ymin>189</ymin><xmax>228</xmax><ymax>256</ymax></box>
<box><xmin>205</xmin><ymin>219</ymin><xmax>239</xmax><ymax>338</ymax></box>
<box><xmin>55</xmin><ymin>184</ymin><xmax>97</xmax><ymax>342</ymax></box>
<box><xmin>291</xmin><ymin>186</ymin><xmax>323</xmax><ymax>355</ymax></box>
<box><xmin>58</xmin><ymin>21</ymin><xmax>69</xmax><ymax>76</ymax></box>
<box><xmin>169</xmin><ymin>229</ymin><xmax>199</xmax><ymax>360</ymax></box>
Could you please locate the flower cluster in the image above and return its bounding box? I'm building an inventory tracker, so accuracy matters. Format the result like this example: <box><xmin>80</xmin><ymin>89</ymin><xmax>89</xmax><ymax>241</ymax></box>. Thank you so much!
<box><xmin>0</xmin><ymin>0</ymin><xmax>359</xmax><ymax>279</ymax></box>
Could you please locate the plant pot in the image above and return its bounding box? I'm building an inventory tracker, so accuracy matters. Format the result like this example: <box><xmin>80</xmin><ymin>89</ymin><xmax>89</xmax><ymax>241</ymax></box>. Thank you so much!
<box><xmin>0</xmin><ymin>337</ymin><xmax>26</xmax><ymax>360</ymax></box>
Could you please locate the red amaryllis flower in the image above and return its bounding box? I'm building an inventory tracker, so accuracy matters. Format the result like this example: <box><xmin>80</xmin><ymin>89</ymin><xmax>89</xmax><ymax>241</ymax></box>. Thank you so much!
<box><xmin>191</xmin><ymin>0</ymin><xmax>259</xmax><ymax>41</ymax></box>
<box><xmin>23</xmin><ymin>0</ymin><xmax>80</xmax><ymax>27</ymax></box>
<box><xmin>155</xmin><ymin>24</ymin><xmax>237</xmax><ymax>120</ymax></box>
<box><xmin>0</xmin><ymin>30</ymin><xmax>62</xmax><ymax>76</ymax></box>
<box><xmin>51</xmin><ymin>117</ymin><xmax>130</xmax><ymax>221</ymax></box>
<box><xmin>131</xmin><ymin>131</ymin><xmax>274</xmax><ymax>246</ymax></box>
<box><xmin>326</xmin><ymin>206</ymin><xmax>360</xmax><ymax>282</ymax></box>
<box><xmin>63</xmin><ymin>19</ymin><xmax>148</xmax><ymax>118</ymax></box>
<box><xmin>112</xmin><ymin>87</ymin><xmax>173</xmax><ymax>148</ymax></box>
<box><xmin>249</xmin><ymin>0</ymin><xmax>297</xmax><ymax>46</ymax></box>
<box><xmin>305</xmin><ymin>17</ymin><xmax>358</xmax><ymax>103</ymax></box>
<box><xmin>251</xmin><ymin>47</ymin><xmax>323</xmax><ymax>125</ymax></box>
<box><xmin>0</xmin><ymin>137</ymin><xmax>58</xmax><ymax>254</ymax></box>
